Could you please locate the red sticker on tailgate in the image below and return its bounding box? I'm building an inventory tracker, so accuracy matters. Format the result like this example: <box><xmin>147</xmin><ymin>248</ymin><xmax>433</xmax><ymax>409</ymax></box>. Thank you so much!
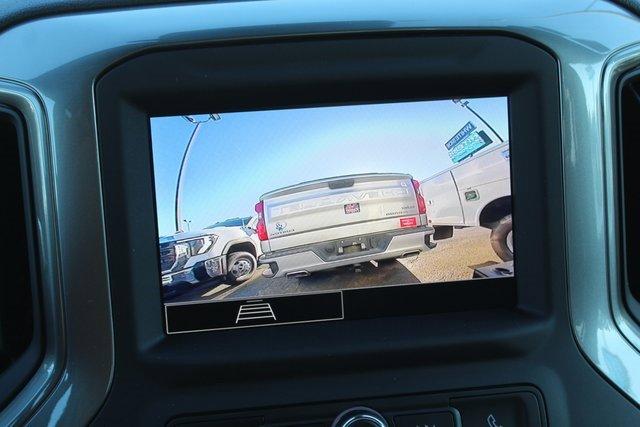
<box><xmin>400</xmin><ymin>217</ymin><xmax>417</xmax><ymax>227</ymax></box>
<box><xmin>344</xmin><ymin>203</ymin><xmax>360</xmax><ymax>214</ymax></box>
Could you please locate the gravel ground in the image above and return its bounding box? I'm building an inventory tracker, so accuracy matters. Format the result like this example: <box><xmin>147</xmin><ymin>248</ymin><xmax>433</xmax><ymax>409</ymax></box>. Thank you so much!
<box><xmin>216</xmin><ymin>260</ymin><xmax>420</xmax><ymax>300</ymax></box>
<box><xmin>398</xmin><ymin>226</ymin><xmax>502</xmax><ymax>282</ymax></box>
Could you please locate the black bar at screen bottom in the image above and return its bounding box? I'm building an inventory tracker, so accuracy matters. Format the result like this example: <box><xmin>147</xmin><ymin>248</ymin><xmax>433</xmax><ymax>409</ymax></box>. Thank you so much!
<box><xmin>164</xmin><ymin>278</ymin><xmax>516</xmax><ymax>334</ymax></box>
<box><xmin>165</xmin><ymin>292</ymin><xmax>344</xmax><ymax>333</ymax></box>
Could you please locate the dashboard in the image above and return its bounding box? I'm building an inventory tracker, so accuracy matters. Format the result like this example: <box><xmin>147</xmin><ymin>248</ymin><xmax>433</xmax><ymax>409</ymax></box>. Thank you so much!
<box><xmin>0</xmin><ymin>1</ymin><xmax>640</xmax><ymax>426</ymax></box>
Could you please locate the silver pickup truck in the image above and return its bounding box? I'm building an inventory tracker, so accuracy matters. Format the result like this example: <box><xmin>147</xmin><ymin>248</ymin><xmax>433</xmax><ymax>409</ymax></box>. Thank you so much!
<box><xmin>420</xmin><ymin>142</ymin><xmax>513</xmax><ymax>260</ymax></box>
<box><xmin>255</xmin><ymin>173</ymin><xmax>435</xmax><ymax>278</ymax></box>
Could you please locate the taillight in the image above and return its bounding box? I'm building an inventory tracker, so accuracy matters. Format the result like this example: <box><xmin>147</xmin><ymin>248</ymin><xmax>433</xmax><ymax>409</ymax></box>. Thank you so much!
<box><xmin>254</xmin><ymin>200</ymin><xmax>269</xmax><ymax>241</ymax></box>
<box><xmin>411</xmin><ymin>179</ymin><xmax>427</xmax><ymax>215</ymax></box>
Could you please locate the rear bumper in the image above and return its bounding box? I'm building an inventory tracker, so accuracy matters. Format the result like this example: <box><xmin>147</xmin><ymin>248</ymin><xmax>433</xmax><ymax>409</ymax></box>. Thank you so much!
<box><xmin>259</xmin><ymin>226</ymin><xmax>434</xmax><ymax>278</ymax></box>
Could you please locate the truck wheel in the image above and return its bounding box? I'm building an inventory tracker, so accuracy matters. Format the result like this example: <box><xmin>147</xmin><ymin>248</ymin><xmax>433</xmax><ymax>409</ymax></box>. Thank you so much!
<box><xmin>226</xmin><ymin>251</ymin><xmax>257</xmax><ymax>284</ymax></box>
<box><xmin>490</xmin><ymin>214</ymin><xmax>513</xmax><ymax>261</ymax></box>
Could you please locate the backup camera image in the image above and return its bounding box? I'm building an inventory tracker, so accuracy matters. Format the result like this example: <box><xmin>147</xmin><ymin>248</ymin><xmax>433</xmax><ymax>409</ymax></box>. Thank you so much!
<box><xmin>151</xmin><ymin>97</ymin><xmax>512</xmax><ymax>311</ymax></box>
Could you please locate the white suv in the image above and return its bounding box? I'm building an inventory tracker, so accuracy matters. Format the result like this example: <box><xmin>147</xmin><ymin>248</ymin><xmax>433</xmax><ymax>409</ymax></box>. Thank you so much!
<box><xmin>159</xmin><ymin>217</ymin><xmax>262</xmax><ymax>294</ymax></box>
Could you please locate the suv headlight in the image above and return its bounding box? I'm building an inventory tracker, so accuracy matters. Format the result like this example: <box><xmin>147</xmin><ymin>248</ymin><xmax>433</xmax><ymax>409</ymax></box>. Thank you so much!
<box><xmin>175</xmin><ymin>235</ymin><xmax>217</xmax><ymax>260</ymax></box>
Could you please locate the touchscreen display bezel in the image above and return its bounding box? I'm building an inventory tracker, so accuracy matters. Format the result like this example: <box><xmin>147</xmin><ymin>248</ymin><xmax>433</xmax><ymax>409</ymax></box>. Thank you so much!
<box><xmin>96</xmin><ymin>34</ymin><xmax>561</xmax><ymax>350</ymax></box>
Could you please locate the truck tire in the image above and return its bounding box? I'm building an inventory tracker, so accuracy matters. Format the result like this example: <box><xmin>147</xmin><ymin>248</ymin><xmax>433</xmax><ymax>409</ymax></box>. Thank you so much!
<box><xmin>490</xmin><ymin>214</ymin><xmax>513</xmax><ymax>261</ymax></box>
<box><xmin>226</xmin><ymin>251</ymin><xmax>257</xmax><ymax>284</ymax></box>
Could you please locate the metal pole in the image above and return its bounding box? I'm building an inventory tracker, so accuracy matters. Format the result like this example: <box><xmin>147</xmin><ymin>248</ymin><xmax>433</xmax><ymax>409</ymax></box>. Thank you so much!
<box><xmin>460</xmin><ymin>100</ymin><xmax>504</xmax><ymax>143</ymax></box>
<box><xmin>174</xmin><ymin>122</ymin><xmax>203</xmax><ymax>232</ymax></box>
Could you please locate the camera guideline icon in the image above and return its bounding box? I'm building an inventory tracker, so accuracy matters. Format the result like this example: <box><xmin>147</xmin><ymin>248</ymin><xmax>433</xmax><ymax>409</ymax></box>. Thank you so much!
<box><xmin>235</xmin><ymin>301</ymin><xmax>277</xmax><ymax>324</ymax></box>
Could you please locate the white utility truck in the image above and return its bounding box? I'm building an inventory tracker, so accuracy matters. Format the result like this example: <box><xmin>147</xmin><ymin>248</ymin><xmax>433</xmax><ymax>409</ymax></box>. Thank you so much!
<box><xmin>255</xmin><ymin>173</ymin><xmax>436</xmax><ymax>278</ymax></box>
<box><xmin>420</xmin><ymin>142</ymin><xmax>513</xmax><ymax>260</ymax></box>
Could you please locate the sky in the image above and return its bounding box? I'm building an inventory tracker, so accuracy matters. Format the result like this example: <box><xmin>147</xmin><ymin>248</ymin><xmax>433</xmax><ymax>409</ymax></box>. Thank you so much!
<box><xmin>150</xmin><ymin>97</ymin><xmax>509</xmax><ymax>236</ymax></box>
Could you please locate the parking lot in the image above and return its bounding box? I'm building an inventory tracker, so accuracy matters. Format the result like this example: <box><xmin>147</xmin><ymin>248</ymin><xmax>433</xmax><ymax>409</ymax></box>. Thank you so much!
<box><xmin>166</xmin><ymin>227</ymin><xmax>503</xmax><ymax>303</ymax></box>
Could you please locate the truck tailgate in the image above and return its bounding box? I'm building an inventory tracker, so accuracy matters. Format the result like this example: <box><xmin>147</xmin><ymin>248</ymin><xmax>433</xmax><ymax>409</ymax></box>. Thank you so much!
<box><xmin>263</xmin><ymin>175</ymin><xmax>423</xmax><ymax>251</ymax></box>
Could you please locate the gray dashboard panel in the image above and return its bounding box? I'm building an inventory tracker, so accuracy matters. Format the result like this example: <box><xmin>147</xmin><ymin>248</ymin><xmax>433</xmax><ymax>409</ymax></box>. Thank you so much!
<box><xmin>0</xmin><ymin>81</ymin><xmax>65</xmax><ymax>427</ymax></box>
<box><xmin>0</xmin><ymin>0</ymin><xmax>639</xmax><ymax>424</ymax></box>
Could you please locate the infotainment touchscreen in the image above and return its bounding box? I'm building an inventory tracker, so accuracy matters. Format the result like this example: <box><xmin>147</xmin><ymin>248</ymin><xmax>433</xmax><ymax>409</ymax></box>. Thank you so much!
<box><xmin>151</xmin><ymin>97</ymin><xmax>513</xmax><ymax>333</ymax></box>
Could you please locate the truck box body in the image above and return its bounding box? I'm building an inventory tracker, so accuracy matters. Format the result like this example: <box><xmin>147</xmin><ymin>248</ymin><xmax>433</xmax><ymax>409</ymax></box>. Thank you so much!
<box><xmin>256</xmin><ymin>173</ymin><xmax>433</xmax><ymax>278</ymax></box>
<box><xmin>421</xmin><ymin>142</ymin><xmax>511</xmax><ymax>227</ymax></box>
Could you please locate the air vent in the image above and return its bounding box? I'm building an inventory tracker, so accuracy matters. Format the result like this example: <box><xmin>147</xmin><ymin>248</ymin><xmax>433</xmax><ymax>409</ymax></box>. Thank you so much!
<box><xmin>619</xmin><ymin>73</ymin><xmax>640</xmax><ymax>321</ymax></box>
<box><xmin>0</xmin><ymin>107</ymin><xmax>41</xmax><ymax>409</ymax></box>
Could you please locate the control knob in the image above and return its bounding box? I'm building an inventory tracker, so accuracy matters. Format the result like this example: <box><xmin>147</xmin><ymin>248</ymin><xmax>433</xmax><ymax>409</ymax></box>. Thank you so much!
<box><xmin>332</xmin><ymin>407</ymin><xmax>388</xmax><ymax>427</ymax></box>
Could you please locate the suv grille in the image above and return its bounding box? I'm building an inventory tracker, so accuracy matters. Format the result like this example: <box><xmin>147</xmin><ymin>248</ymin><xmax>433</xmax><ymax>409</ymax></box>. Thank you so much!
<box><xmin>160</xmin><ymin>244</ymin><xmax>176</xmax><ymax>272</ymax></box>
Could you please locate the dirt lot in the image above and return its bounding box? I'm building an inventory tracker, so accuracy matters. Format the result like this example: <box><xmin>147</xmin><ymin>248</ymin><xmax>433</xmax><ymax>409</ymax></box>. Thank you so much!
<box><xmin>166</xmin><ymin>226</ymin><xmax>504</xmax><ymax>304</ymax></box>
<box><xmin>398</xmin><ymin>226</ymin><xmax>502</xmax><ymax>282</ymax></box>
